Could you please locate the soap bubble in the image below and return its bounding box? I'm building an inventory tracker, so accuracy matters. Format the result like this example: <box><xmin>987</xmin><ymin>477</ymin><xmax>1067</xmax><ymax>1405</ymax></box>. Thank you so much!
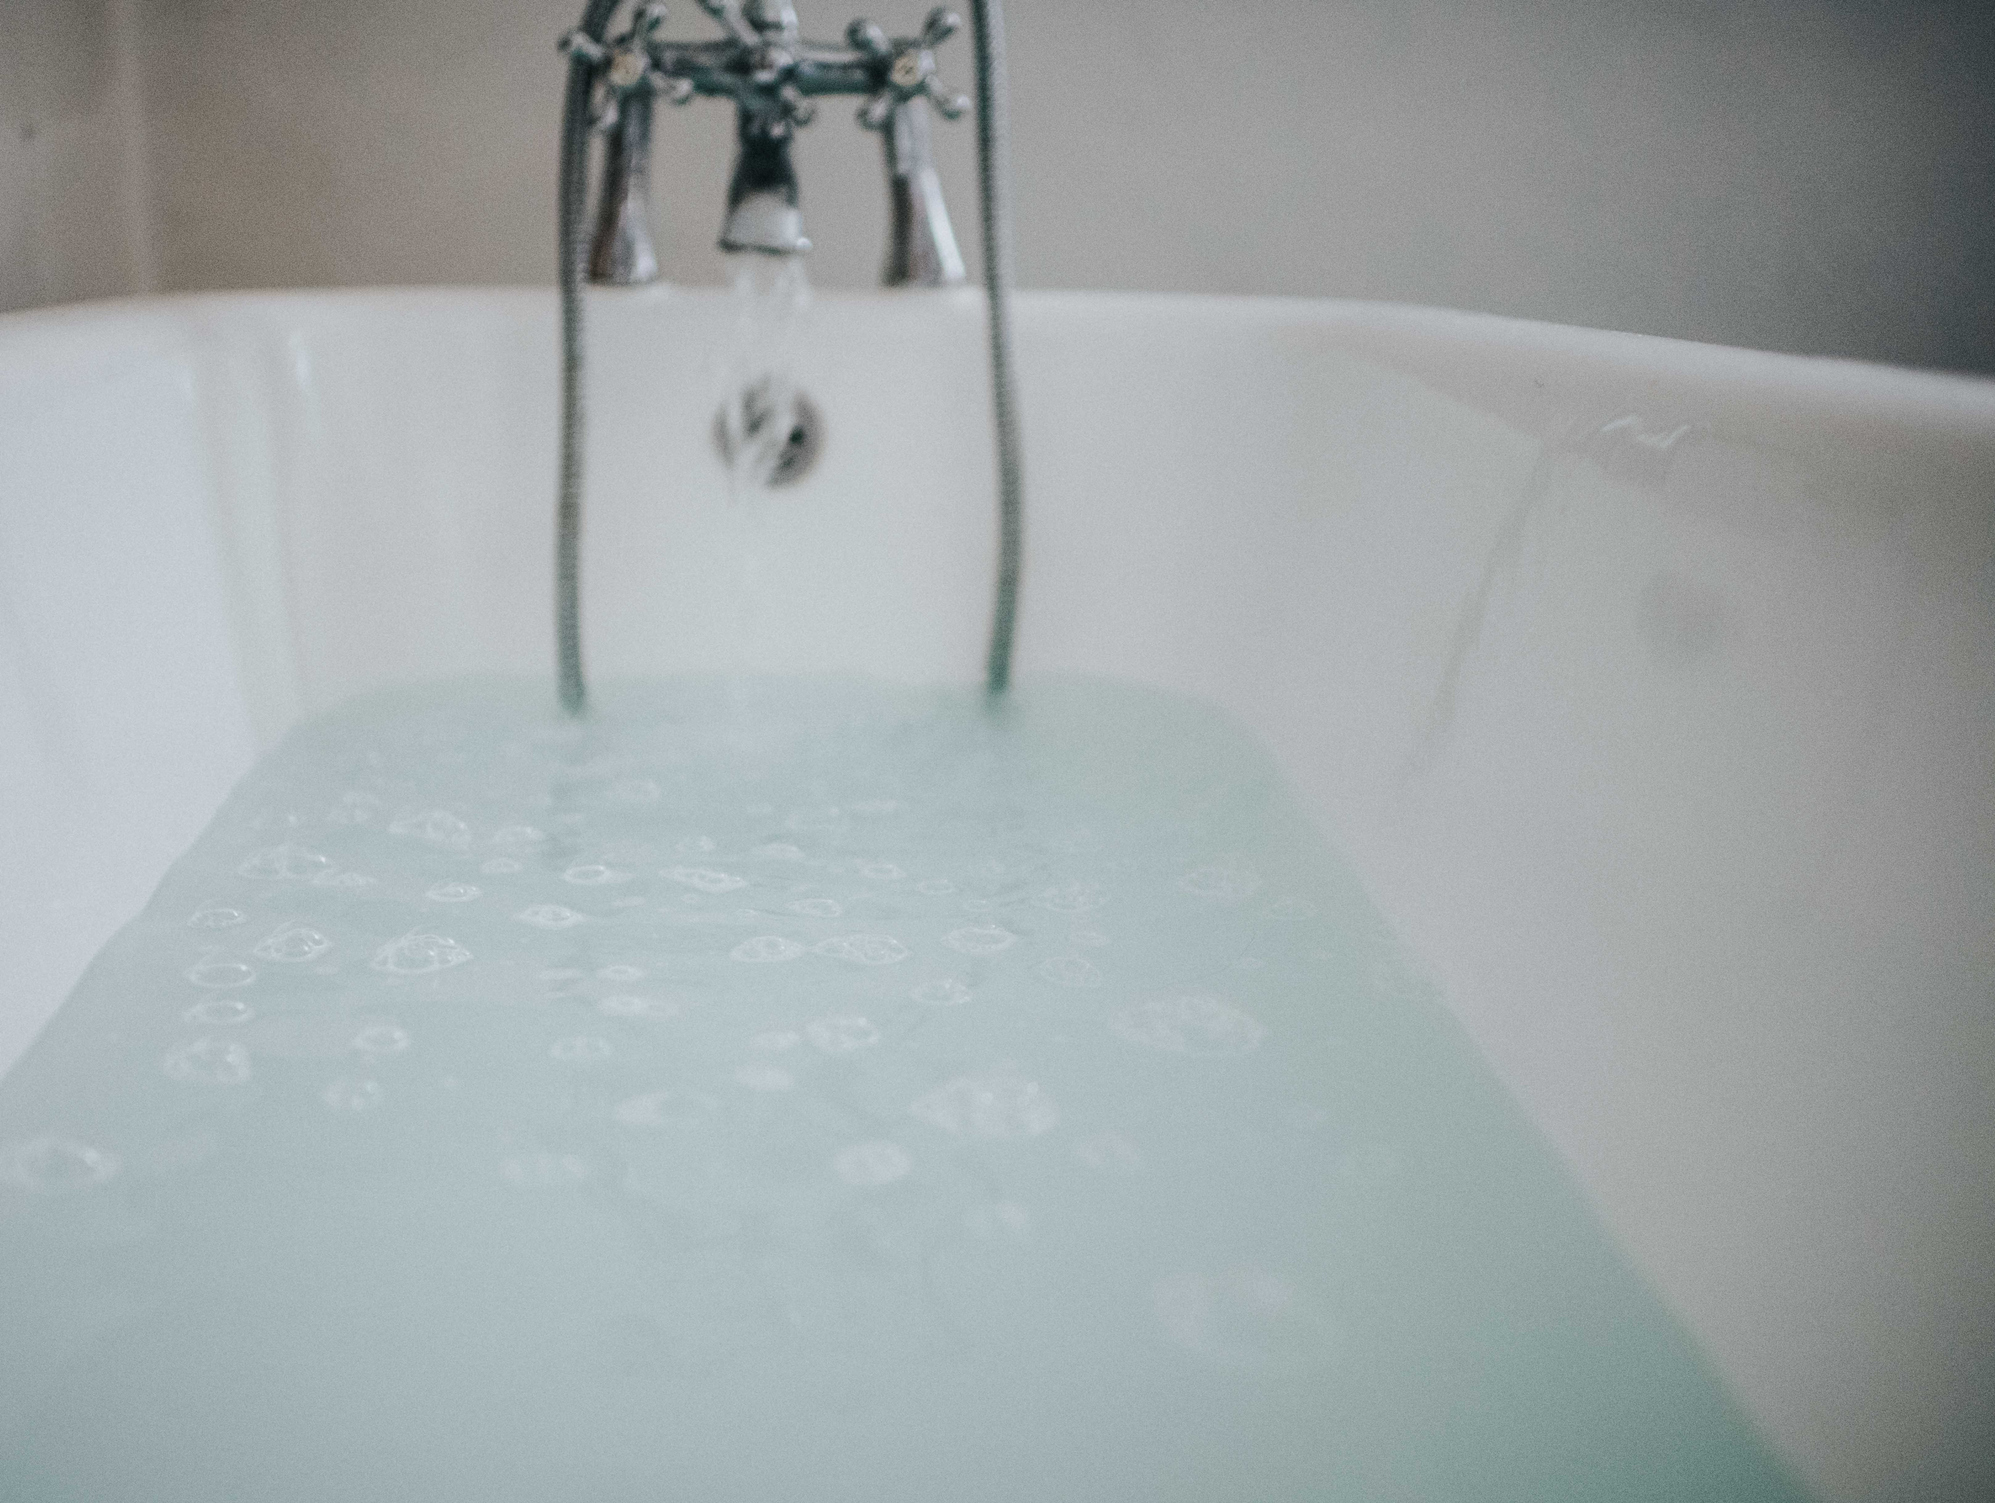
<box><xmin>806</xmin><ymin>1015</ymin><xmax>879</xmax><ymax>1054</ymax></box>
<box><xmin>426</xmin><ymin>882</ymin><xmax>481</xmax><ymax>902</ymax></box>
<box><xmin>597</xmin><ymin>964</ymin><xmax>644</xmax><ymax>981</ymax></box>
<box><xmin>857</xmin><ymin>860</ymin><xmax>904</xmax><ymax>881</ymax></box>
<box><xmin>187</xmin><ymin>954</ymin><xmax>257</xmax><ymax>988</ymax></box>
<box><xmin>663</xmin><ymin>866</ymin><xmax>747</xmax><ymax>893</ymax></box>
<box><xmin>515</xmin><ymin>905</ymin><xmax>585</xmax><ymax>930</ymax></box>
<box><xmin>183</xmin><ymin>998</ymin><xmax>254</xmax><ymax>1026</ymax></box>
<box><xmin>944</xmin><ymin>924</ymin><xmax>1015</xmax><ymax>956</ymax></box>
<box><xmin>1111</xmin><ymin>994</ymin><xmax>1265</xmax><ymax>1055</ymax></box>
<box><xmin>163</xmin><ymin>1038</ymin><xmax>253</xmax><ymax>1086</ymax></box>
<box><xmin>732</xmin><ymin>935</ymin><xmax>804</xmax><ymax>963</ymax></box>
<box><xmin>910</xmin><ymin>978</ymin><xmax>971</xmax><ymax>1006</ymax></box>
<box><xmin>371</xmin><ymin>931</ymin><xmax>471</xmax><ymax>974</ymax></box>
<box><xmin>238</xmin><ymin>843</ymin><xmax>334</xmax><ymax>881</ymax></box>
<box><xmin>313</xmin><ymin>870</ymin><xmax>375</xmax><ymax>889</ymax></box>
<box><xmin>352</xmin><ymin>1023</ymin><xmax>411</xmax><ymax>1055</ymax></box>
<box><xmin>563</xmin><ymin>864</ymin><xmax>630</xmax><ymax>886</ymax></box>
<box><xmin>0</xmin><ymin>1136</ymin><xmax>120</xmax><ymax>1194</ymax></box>
<box><xmin>482</xmin><ymin>858</ymin><xmax>522</xmax><ymax>874</ymax></box>
<box><xmin>253</xmin><ymin>923</ymin><xmax>331</xmax><ymax>963</ymax></box>
<box><xmin>910</xmin><ymin>1072</ymin><xmax>1057</xmax><ymax>1139</ymax></box>
<box><xmin>788</xmin><ymin>897</ymin><xmax>843</xmax><ymax>918</ymax></box>
<box><xmin>1038</xmin><ymin>954</ymin><xmax>1103</xmax><ymax>988</ymax></box>
<box><xmin>915</xmin><ymin>879</ymin><xmax>956</xmax><ymax>896</ymax></box>
<box><xmin>321</xmin><ymin>1077</ymin><xmax>385</xmax><ymax>1113</ymax></box>
<box><xmin>815</xmin><ymin>934</ymin><xmax>908</xmax><ymax>966</ymax></box>
<box><xmin>188</xmin><ymin>903</ymin><xmax>245</xmax><ymax>929</ymax></box>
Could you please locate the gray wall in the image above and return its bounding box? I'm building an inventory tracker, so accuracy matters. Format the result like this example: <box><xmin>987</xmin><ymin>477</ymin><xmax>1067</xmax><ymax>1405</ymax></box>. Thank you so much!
<box><xmin>0</xmin><ymin>0</ymin><xmax>152</xmax><ymax>311</ymax></box>
<box><xmin>5</xmin><ymin>0</ymin><xmax>1995</xmax><ymax>373</ymax></box>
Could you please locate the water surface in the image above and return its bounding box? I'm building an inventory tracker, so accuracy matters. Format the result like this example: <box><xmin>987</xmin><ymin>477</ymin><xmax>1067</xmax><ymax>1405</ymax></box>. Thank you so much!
<box><xmin>0</xmin><ymin>676</ymin><xmax>1805</xmax><ymax>1502</ymax></box>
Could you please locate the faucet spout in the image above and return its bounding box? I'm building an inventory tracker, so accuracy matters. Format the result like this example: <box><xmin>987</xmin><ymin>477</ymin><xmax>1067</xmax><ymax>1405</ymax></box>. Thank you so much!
<box><xmin>590</xmin><ymin>90</ymin><xmax>662</xmax><ymax>283</ymax></box>
<box><xmin>720</xmin><ymin>111</ymin><xmax>811</xmax><ymax>255</ymax></box>
<box><xmin>878</xmin><ymin>95</ymin><xmax>964</xmax><ymax>287</ymax></box>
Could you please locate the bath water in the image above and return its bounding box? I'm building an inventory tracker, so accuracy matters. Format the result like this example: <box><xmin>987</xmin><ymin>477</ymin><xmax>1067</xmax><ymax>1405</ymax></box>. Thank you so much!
<box><xmin>0</xmin><ymin>676</ymin><xmax>1804</xmax><ymax>1502</ymax></box>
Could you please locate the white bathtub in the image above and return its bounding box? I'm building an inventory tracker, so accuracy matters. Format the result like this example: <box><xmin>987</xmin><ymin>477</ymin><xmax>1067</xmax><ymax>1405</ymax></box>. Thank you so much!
<box><xmin>1</xmin><ymin>286</ymin><xmax>1989</xmax><ymax>1501</ymax></box>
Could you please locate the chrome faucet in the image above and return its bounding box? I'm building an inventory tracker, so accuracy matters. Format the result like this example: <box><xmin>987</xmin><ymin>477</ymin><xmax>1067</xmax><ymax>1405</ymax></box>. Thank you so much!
<box><xmin>560</xmin><ymin>0</ymin><xmax>969</xmax><ymax>286</ymax></box>
<box><xmin>552</xmin><ymin>0</ymin><xmax>1023</xmax><ymax>717</ymax></box>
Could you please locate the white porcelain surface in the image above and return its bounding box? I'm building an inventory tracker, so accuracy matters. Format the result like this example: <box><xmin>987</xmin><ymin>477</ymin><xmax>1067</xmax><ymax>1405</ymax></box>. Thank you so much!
<box><xmin>0</xmin><ymin>286</ymin><xmax>1989</xmax><ymax>1503</ymax></box>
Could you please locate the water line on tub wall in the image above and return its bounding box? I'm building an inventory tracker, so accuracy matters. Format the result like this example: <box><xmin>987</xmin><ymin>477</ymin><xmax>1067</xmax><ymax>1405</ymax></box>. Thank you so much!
<box><xmin>552</xmin><ymin>0</ymin><xmax>1025</xmax><ymax>714</ymax></box>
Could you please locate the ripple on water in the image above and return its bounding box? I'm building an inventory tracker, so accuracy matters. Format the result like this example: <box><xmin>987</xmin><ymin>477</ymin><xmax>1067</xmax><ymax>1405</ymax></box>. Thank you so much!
<box><xmin>910</xmin><ymin>978</ymin><xmax>971</xmax><ymax>1006</ymax></box>
<box><xmin>426</xmin><ymin>882</ymin><xmax>481</xmax><ymax>902</ymax></box>
<box><xmin>788</xmin><ymin>897</ymin><xmax>843</xmax><ymax>918</ymax></box>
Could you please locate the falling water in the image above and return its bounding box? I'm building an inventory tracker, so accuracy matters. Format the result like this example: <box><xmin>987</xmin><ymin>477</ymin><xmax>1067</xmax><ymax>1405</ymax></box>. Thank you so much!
<box><xmin>714</xmin><ymin>253</ymin><xmax>816</xmax><ymax>498</ymax></box>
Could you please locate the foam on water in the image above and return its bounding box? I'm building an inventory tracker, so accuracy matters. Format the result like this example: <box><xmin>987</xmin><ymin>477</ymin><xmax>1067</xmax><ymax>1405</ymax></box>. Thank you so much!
<box><xmin>0</xmin><ymin>675</ymin><xmax>1807</xmax><ymax>1502</ymax></box>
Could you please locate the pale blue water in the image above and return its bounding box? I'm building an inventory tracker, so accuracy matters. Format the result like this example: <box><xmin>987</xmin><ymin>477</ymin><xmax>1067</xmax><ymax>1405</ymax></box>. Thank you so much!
<box><xmin>0</xmin><ymin>676</ymin><xmax>1806</xmax><ymax>1502</ymax></box>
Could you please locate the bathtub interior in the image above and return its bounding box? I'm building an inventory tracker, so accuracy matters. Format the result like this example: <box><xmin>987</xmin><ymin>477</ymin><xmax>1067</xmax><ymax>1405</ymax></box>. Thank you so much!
<box><xmin>1</xmin><ymin>286</ymin><xmax>1992</xmax><ymax>1503</ymax></box>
